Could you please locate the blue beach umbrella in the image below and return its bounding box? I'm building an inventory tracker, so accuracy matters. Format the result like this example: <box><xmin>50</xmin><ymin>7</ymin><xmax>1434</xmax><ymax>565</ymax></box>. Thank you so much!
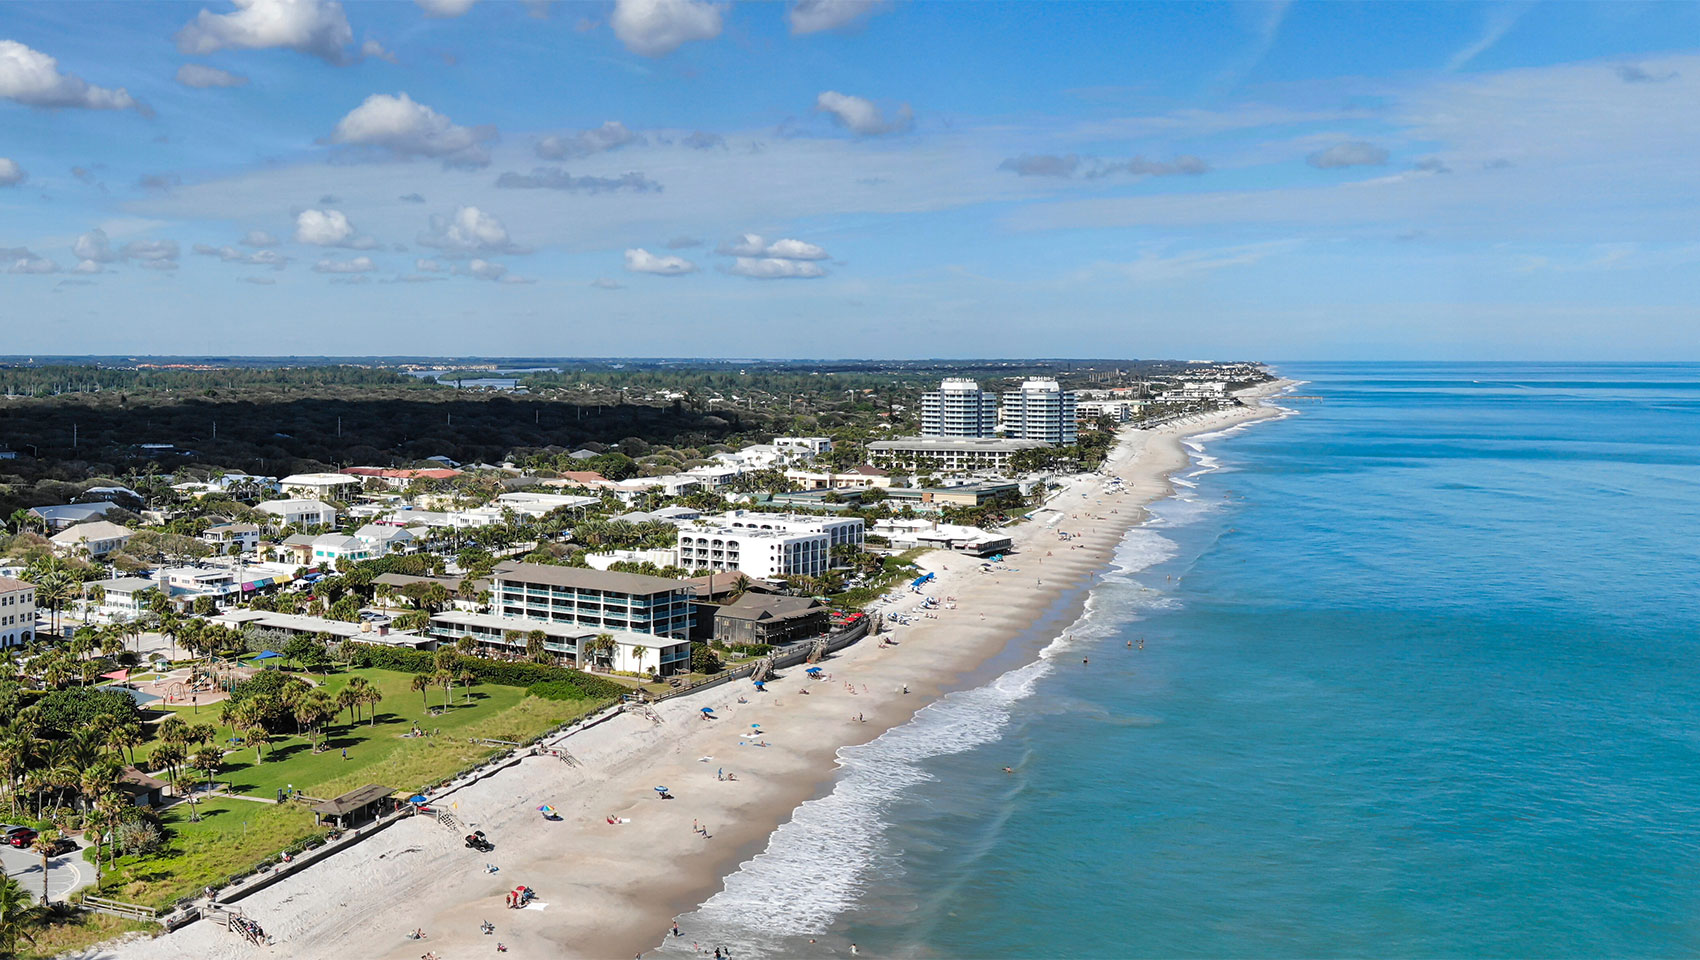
<box><xmin>750</xmin><ymin>723</ymin><xmax>761</xmax><ymax>728</ymax></box>
<box><xmin>805</xmin><ymin>667</ymin><xmax>822</xmax><ymax>674</ymax></box>
<box><xmin>701</xmin><ymin>707</ymin><xmax>714</xmax><ymax>714</ymax></box>
<box><xmin>408</xmin><ymin>795</ymin><xmax>429</xmax><ymax>804</ymax></box>
<box><xmin>654</xmin><ymin>786</ymin><xmax>669</xmax><ymax>793</ymax></box>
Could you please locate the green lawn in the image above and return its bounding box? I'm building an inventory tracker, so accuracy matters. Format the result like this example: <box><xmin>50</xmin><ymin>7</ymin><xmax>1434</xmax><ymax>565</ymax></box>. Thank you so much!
<box><xmin>152</xmin><ymin>667</ymin><xmax>604</xmax><ymax>799</ymax></box>
<box><xmin>91</xmin><ymin>797</ymin><xmax>320</xmax><ymax>911</ymax></box>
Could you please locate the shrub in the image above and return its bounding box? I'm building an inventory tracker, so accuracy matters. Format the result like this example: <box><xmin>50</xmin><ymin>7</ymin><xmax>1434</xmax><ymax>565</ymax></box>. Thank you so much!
<box><xmin>29</xmin><ymin>686</ymin><xmax>140</xmax><ymax>731</ymax></box>
<box><xmin>526</xmin><ymin>680</ymin><xmax>595</xmax><ymax>702</ymax></box>
<box><xmin>342</xmin><ymin>643</ymin><xmax>624</xmax><ymax>699</ymax></box>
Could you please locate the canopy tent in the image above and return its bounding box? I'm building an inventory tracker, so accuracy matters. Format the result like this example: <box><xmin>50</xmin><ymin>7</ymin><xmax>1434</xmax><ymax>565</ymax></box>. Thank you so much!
<box><xmin>251</xmin><ymin>650</ymin><xmax>282</xmax><ymax>661</ymax></box>
<box><xmin>101</xmin><ymin>668</ymin><xmax>130</xmax><ymax>682</ymax></box>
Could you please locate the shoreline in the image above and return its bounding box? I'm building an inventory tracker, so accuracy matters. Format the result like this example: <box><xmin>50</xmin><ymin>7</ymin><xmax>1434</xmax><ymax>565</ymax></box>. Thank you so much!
<box><xmin>91</xmin><ymin>380</ymin><xmax>1294</xmax><ymax>960</ymax></box>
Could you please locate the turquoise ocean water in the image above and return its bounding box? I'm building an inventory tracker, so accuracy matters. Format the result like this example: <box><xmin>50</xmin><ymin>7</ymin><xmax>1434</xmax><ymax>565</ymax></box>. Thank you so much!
<box><xmin>665</xmin><ymin>363</ymin><xmax>1700</xmax><ymax>958</ymax></box>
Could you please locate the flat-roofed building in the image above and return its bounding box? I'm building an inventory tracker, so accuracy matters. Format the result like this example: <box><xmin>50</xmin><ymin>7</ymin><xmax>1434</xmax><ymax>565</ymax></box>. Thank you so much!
<box><xmin>0</xmin><ymin>577</ymin><xmax>36</xmax><ymax>649</ymax></box>
<box><xmin>256</xmin><ymin>499</ymin><xmax>338</xmax><ymax>528</ymax></box>
<box><xmin>921</xmin><ymin>378</ymin><xmax>998</xmax><ymax>438</ymax></box>
<box><xmin>867</xmin><ymin>437</ymin><xmax>1051</xmax><ymax>474</ymax></box>
<box><xmin>709</xmin><ymin>510</ymin><xmax>865</xmax><ymax>551</ymax></box>
<box><xmin>676</xmin><ymin>526</ymin><xmax>831</xmax><ymax>580</ymax></box>
<box><xmin>491</xmin><ymin>562</ymin><xmax>693</xmax><ymax>638</ymax></box>
<box><xmin>427</xmin><ymin>612</ymin><xmax>691</xmax><ymax>676</ymax></box>
<box><xmin>279</xmin><ymin>473</ymin><xmax>363</xmax><ymax>498</ymax></box>
<box><xmin>1000</xmin><ymin>379</ymin><xmax>1078</xmax><ymax>444</ymax></box>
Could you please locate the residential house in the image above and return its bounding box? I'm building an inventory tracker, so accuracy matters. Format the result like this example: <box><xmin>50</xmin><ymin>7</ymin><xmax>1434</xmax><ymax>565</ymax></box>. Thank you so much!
<box><xmin>28</xmin><ymin>502</ymin><xmax>121</xmax><ymax>532</ymax></box>
<box><xmin>202</xmin><ymin>523</ymin><xmax>261</xmax><ymax>554</ymax></box>
<box><xmin>354</xmin><ymin>523</ymin><xmax>415</xmax><ymax>556</ymax></box>
<box><xmin>308</xmin><ymin>534</ymin><xmax>372</xmax><ymax>566</ymax></box>
<box><xmin>278</xmin><ymin>473</ymin><xmax>363</xmax><ymax>499</ymax></box>
<box><xmin>256</xmin><ymin>499</ymin><xmax>338</xmax><ymax>529</ymax></box>
<box><xmin>51</xmin><ymin>521</ymin><xmax>133</xmax><ymax>558</ymax></box>
<box><xmin>92</xmin><ymin>577</ymin><xmax>159</xmax><ymax>621</ymax></box>
<box><xmin>871</xmin><ymin>519</ymin><xmax>1013</xmax><ymax>556</ymax></box>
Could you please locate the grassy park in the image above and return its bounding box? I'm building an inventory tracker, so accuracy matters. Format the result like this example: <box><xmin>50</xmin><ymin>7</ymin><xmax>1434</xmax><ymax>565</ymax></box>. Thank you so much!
<box><xmin>79</xmin><ymin>663</ymin><xmax>609</xmax><ymax>915</ymax></box>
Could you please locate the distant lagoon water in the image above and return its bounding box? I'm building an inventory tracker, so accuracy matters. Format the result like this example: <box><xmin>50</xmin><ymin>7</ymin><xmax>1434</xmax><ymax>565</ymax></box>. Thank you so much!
<box><xmin>668</xmin><ymin>362</ymin><xmax>1700</xmax><ymax>958</ymax></box>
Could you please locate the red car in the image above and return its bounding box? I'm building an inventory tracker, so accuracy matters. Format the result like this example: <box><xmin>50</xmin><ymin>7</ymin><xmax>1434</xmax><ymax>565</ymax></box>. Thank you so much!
<box><xmin>5</xmin><ymin>827</ymin><xmax>38</xmax><ymax>848</ymax></box>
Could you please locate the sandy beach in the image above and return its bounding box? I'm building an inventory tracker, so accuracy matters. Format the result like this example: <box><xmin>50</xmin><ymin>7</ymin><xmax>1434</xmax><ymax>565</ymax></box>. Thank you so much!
<box><xmin>88</xmin><ymin>380</ymin><xmax>1291</xmax><ymax>960</ymax></box>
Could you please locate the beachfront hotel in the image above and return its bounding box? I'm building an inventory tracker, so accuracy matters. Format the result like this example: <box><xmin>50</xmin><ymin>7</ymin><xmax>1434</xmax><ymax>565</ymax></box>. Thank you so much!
<box><xmin>921</xmin><ymin>378</ymin><xmax>999</xmax><ymax>438</ymax></box>
<box><xmin>491</xmin><ymin>561</ymin><xmax>694</xmax><ymax>639</ymax></box>
<box><xmin>0</xmin><ymin>577</ymin><xmax>36</xmax><ymax>649</ymax></box>
<box><xmin>1001</xmin><ymin>378</ymin><xmax>1079</xmax><ymax>444</ymax></box>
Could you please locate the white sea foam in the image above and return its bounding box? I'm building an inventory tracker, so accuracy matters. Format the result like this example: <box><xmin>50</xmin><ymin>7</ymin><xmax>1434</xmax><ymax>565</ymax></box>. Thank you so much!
<box><xmin>664</xmin><ymin>420</ymin><xmax>1263</xmax><ymax>956</ymax></box>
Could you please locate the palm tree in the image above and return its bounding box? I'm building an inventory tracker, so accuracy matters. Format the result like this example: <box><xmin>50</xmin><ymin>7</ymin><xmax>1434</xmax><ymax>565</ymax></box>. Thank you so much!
<box><xmin>411</xmin><ymin>671</ymin><xmax>433</xmax><ymax>710</ymax></box>
<box><xmin>525</xmin><ymin>630</ymin><xmax>547</xmax><ymax>663</ymax></box>
<box><xmin>434</xmin><ymin>668</ymin><xmax>455</xmax><ymax>710</ymax></box>
<box><xmin>30</xmin><ymin>830</ymin><xmax>62</xmax><ymax>902</ymax></box>
<box><xmin>0</xmin><ymin>874</ymin><xmax>43</xmax><ymax>955</ymax></box>
<box><xmin>153</xmin><ymin>742</ymin><xmax>187</xmax><ymax>789</ymax></box>
<box><xmin>362</xmin><ymin>684</ymin><xmax>384</xmax><ymax>726</ymax></box>
<box><xmin>194</xmin><ymin>745</ymin><xmax>223</xmax><ymax>794</ymax></box>
<box><xmin>82</xmin><ymin>807</ymin><xmax>111</xmax><ymax>881</ymax></box>
<box><xmin>336</xmin><ymin>686</ymin><xmax>361</xmax><ymax>725</ymax></box>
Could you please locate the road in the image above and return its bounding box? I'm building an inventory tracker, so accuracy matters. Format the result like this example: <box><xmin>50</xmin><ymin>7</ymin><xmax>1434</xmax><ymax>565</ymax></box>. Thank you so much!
<box><xmin>0</xmin><ymin>833</ymin><xmax>95</xmax><ymax>903</ymax></box>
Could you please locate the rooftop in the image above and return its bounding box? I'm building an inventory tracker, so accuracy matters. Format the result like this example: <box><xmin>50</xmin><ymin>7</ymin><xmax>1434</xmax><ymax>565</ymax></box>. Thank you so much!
<box><xmin>493</xmin><ymin>561</ymin><xmax>688</xmax><ymax>596</ymax></box>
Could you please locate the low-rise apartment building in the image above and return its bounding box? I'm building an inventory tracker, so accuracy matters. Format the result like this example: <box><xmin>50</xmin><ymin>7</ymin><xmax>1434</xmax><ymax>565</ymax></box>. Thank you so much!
<box><xmin>0</xmin><ymin>577</ymin><xmax>36</xmax><ymax>649</ymax></box>
<box><xmin>491</xmin><ymin>562</ymin><xmax>694</xmax><ymax>638</ymax></box>
<box><xmin>428</xmin><ymin>612</ymin><xmax>692</xmax><ymax>676</ymax></box>
<box><xmin>676</xmin><ymin>526</ymin><xmax>831</xmax><ymax>580</ymax></box>
<box><xmin>867</xmin><ymin>437</ymin><xmax>1051</xmax><ymax>474</ymax></box>
<box><xmin>202</xmin><ymin>523</ymin><xmax>261</xmax><ymax>554</ymax></box>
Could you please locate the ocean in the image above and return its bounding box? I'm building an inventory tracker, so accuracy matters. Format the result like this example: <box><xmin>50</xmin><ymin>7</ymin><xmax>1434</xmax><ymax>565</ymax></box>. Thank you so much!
<box><xmin>667</xmin><ymin>362</ymin><xmax>1700</xmax><ymax>958</ymax></box>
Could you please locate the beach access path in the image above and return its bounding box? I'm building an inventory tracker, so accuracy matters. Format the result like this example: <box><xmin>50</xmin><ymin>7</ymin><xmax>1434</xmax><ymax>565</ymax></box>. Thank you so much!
<box><xmin>86</xmin><ymin>381</ymin><xmax>1292</xmax><ymax>960</ymax></box>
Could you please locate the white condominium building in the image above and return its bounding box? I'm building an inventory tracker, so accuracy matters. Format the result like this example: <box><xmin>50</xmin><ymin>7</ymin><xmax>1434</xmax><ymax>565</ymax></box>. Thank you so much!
<box><xmin>1001</xmin><ymin>379</ymin><xmax>1078</xmax><ymax>444</ymax></box>
<box><xmin>710</xmin><ymin>510</ymin><xmax>865</xmax><ymax>550</ymax></box>
<box><xmin>921</xmin><ymin>378</ymin><xmax>998</xmax><ymax>438</ymax></box>
<box><xmin>676</xmin><ymin>527</ymin><xmax>832</xmax><ymax>580</ymax></box>
<box><xmin>0</xmin><ymin>577</ymin><xmax>36</xmax><ymax>649</ymax></box>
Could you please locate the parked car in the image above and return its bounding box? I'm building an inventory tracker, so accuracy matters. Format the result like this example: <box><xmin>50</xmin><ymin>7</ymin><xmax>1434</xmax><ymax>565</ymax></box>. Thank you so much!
<box><xmin>43</xmin><ymin>836</ymin><xmax>76</xmax><ymax>856</ymax></box>
<box><xmin>5</xmin><ymin>827</ymin><xmax>38</xmax><ymax>847</ymax></box>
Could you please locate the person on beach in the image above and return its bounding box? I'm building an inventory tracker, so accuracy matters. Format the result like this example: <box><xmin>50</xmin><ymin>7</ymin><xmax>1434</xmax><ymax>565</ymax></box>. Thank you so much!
<box><xmin>673</xmin><ymin>921</ymin><xmax>681</xmax><ymax>938</ymax></box>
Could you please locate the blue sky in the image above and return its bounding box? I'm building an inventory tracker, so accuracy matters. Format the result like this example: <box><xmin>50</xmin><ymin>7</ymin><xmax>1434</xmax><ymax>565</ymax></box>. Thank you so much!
<box><xmin>1</xmin><ymin>0</ymin><xmax>1697</xmax><ymax>359</ymax></box>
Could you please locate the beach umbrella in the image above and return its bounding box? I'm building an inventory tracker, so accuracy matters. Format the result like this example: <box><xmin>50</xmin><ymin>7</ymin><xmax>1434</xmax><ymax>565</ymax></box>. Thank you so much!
<box><xmin>408</xmin><ymin>795</ymin><xmax>429</xmax><ymax>804</ymax></box>
<box><xmin>750</xmin><ymin>723</ymin><xmax>761</xmax><ymax>728</ymax></box>
<box><xmin>700</xmin><ymin>707</ymin><xmax>714</xmax><ymax>714</ymax></box>
<box><xmin>805</xmin><ymin>667</ymin><xmax>822</xmax><ymax>675</ymax></box>
<box><xmin>654</xmin><ymin>786</ymin><xmax>669</xmax><ymax>793</ymax></box>
<box><xmin>538</xmin><ymin>804</ymin><xmax>556</xmax><ymax>816</ymax></box>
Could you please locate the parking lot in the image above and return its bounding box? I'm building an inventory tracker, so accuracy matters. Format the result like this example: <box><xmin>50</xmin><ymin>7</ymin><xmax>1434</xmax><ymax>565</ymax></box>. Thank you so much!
<box><xmin>0</xmin><ymin>829</ymin><xmax>94</xmax><ymax>903</ymax></box>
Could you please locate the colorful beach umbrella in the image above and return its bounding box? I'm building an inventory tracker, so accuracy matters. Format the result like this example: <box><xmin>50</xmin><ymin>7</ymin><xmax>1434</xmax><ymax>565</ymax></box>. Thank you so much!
<box><xmin>538</xmin><ymin>804</ymin><xmax>556</xmax><ymax>815</ymax></box>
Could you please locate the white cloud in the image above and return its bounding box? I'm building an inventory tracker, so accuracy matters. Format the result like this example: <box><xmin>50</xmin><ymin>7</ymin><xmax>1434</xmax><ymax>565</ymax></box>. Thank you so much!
<box><xmin>176</xmin><ymin>0</ymin><xmax>356</xmax><ymax>64</ymax></box>
<box><xmin>73</xmin><ymin>228</ymin><xmax>119</xmax><ymax>263</ymax></box>
<box><xmin>327</xmin><ymin>92</ymin><xmax>495</xmax><ymax>168</ymax></box>
<box><xmin>1446</xmin><ymin>1</ymin><xmax>1533</xmax><ymax>72</ymax></box>
<box><xmin>1074</xmin><ymin>240</ymin><xmax>1302</xmax><ymax>284</ymax></box>
<box><xmin>1307</xmin><ymin>141</ymin><xmax>1388</xmax><ymax>168</ymax></box>
<box><xmin>460</xmin><ymin>258</ymin><xmax>507</xmax><ymax>281</ymax></box>
<box><xmin>717</xmin><ymin>233</ymin><xmax>768</xmax><ymax>256</ymax></box>
<box><xmin>495</xmin><ymin>169</ymin><xmax>662</xmax><ymax>193</ymax></box>
<box><xmin>763</xmin><ymin>237</ymin><xmax>829</xmax><ymax>260</ymax></box>
<box><xmin>625</xmin><ymin>247</ymin><xmax>697</xmax><ymax>275</ymax></box>
<box><xmin>242</xmin><ymin>229</ymin><xmax>279</xmax><ymax>247</ymax></box>
<box><xmin>241</xmin><ymin>276</ymin><xmax>277</xmax><ymax>285</ymax></box>
<box><xmin>175</xmin><ymin>63</ymin><xmax>249</xmax><ymax>88</ymax></box>
<box><xmin>360</xmin><ymin>39</ymin><xmax>397</xmax><ymax>64</ymax></box>
<box><xmin>417</xmin><ymin>206</ymin><xmax>527</xmax><ymax>256</ymax></box>
<box><xmin>137</xmin><ymin>259</ymin><xmax>180</xmax><ymax>271</ymax></box>
<box><xmin>536</xmin><ymin>121</ymin><xmax>643</xmax><ymax>160</ymax></box>
<box><xmin>816</xmin><ymin>90</ymin><xmax>913</xmax><ymax>136</ymax></box>
<box><xmin>590</xmin><ymin>276</ymin><xmax>623</xmax><ymax>289</ymax></box>
<box><xmin>611</xmin><ymin>0</ymin><xmax>723</xmax><ymax>57</ymax></box>
<box><xmin>0</xmin><ymin>40</ymin><xmax>145</xmax><ymax>113</ymax></box>
<box><xmin>295</xmin><ymin>208</ymin><xmax>376</xmax><ymax>248</ymax></box>
<box><xmin>312</xmin><ymin>256</ymin><xmax>376</xmax><ymax>273</ymax></box>
<box><xmin>73</xmin><ymin>260</ymin><xmax>103</xmax><ymax>274</ymax></box>
<box><xmin>6</xmin><ymin>250</ymin><xmax>60</xmax><ymax>274</ymax></box>
<box><xmin>122</xmin><ymin>239</ymin><xmax>181</xmax><ymax>262</ymax></box>
<box><xmin>727</xmin><ymin>257</ymin><xmax>826</xmax><ymax>279</ymax></box>
<box><xmin>194</xmin><ymin>243</ymin><xmax>291</xmax><ymax>267</ymax></box>
<box><xmin>789</xmin><ymin>0</ymin><xmax>886</xmax><ymax>35</ymax></box>
<box><xmin>0</xmin><ymin>158</ymin><xmax>24</xmax><ymax>187</ymax></box>
<box><xmin>415</xmin><ymin>257</ymin><xmax>448</xmax><ymax>272</ymax></box>
<box><xmin>716</xmin><ymin>233</ymin><xmax>828</xmax><ymax>259</ymax></box>
<box><xmin>416</xmin><ymin>0</ymin><xmax>478</xmax><ymax>17</ymax></box>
